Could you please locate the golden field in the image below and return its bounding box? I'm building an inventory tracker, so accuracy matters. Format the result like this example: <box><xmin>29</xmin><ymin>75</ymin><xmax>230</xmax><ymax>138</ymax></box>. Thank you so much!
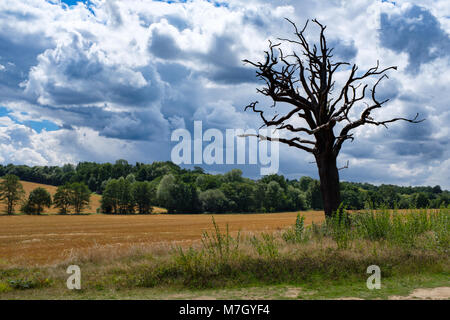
<box><xmin>0</xmin><ymin>210</ymin><xmax>325</xmax><ymax>266</ymax></box>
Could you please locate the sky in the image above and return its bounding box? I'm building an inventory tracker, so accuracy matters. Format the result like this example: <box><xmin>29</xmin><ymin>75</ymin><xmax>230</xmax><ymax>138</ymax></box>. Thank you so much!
<box><xmin>0</xmin><ymin>0</ymin><xmax>449</xmax><ymax>188</ymax></box>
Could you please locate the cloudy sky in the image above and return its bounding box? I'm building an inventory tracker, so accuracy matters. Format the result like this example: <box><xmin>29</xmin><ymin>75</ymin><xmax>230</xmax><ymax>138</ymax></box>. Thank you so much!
<box><xmin>0</xmin><ymin>0</ymin><xmax>449</xmax><ymax>188</ymax></box>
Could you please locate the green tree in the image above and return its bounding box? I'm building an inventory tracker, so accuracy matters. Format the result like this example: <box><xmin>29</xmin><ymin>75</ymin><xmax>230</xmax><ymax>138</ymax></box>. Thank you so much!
<box><xmin>253</xmin><ymin>182</ymin><xmax>267</xmax><ymax>211</ymax></box>
<box><xmin>286</xmin><ymin>186</ymin><xmax>307</xmax><ymax>211</ymax></box>
<box><xmin>298</xmin><ymin>176</ymin><xmax>314</xmax><ymax>192</ymax></box>
<box><xmin>157</xmin><ymin>174</ymin><xmax>176</xmax><ymax>211</ymax></box>
<box><xmin>195</xmin><ymin>174</ymin><xmax>222</xmax><ymax>191</ymax></box>
<box><xmin>132</xmin><ymin>181</ymin><xmax>153</xmax><ymax>214</ymax></box>
<box><xmin>70</xmin><ymin>182</ymin><xmax>91</xmax><ymax>214</ymax></box>
<box><xmin>53</xmin><ymin>183</ymin><xmax>73</xmax><ymax>214</ymax></box>
<box><xmin>223</xmin><ymin>169</ymin><xmax>243</xmax><ymax>183</ymax></box>
<box><xmin>260</xmin><ymin>174</ymin><xmax>287</xmax><ymax>190</ymax></box>
<box><xmin>414</xmin><ymin>192</ymin><xmax>429</xmax><ymax>209</ymax></box>
<box><xmin>117</xmin><ymin>177</ymin><xmax>134</xmax><ymax>213</ymax></box>
<box><xmin>306</xmin><ymin>180</ymin><xmax>323</xmax><ymax>210</ymax></box>
<box><xmin>199</xmin><ymin>189</ymin><xmax>229</xmax><ymax>213</ymax></box>
<box><xmin>220</xmin><ymin>182</ymin><xmax>255</xmax><ymax>212</ymax></box>
<box><xmin>340</xmin><ymin>183</ymin><xmax>364</xmax><ymax>210</ymax></box>
<box><xmin>0</xmin><ymin>174</ymin><xmax>25</xmax><ymax>214</ymax></box>
<box><xmin>23</xmin><ymin>187</ymin><xmax>52</xmax><ymax>215</ymax></box>
<box><xmin>101</xmin><ymin>179</ymin><xmax>120</xmax><ymax>214</ymax></box>
<box><xmin>101</xmin><ymin>178</ymin><xmax>134</xmax><ymax>214</ymax></box>
<box><xmin>432</xmin><ymin>185</ymin><xmax>442</xmax><ymax>194</ymax></box>
<box><xmin>264</xmin><ymin>181</ymin><xmax>285</xmax><ymax>212</ymax></box>
<box><xmin>169</xmin><ymin>182</ymin><xmax>200</xmax><ymax>213</ymax></box>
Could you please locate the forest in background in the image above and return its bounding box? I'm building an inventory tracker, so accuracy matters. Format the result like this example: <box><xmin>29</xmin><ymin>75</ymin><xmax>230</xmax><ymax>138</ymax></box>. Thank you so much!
<box><xmin>0</xmin><ymin>160</ymin><xmax>448</xmax><ymax>214</ymax></box>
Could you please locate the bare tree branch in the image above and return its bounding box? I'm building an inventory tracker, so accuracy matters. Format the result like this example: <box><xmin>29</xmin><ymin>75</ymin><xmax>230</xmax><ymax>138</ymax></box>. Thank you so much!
<box><xmin>243</xmin><ymin>18</ymin><xmax>424</xmax><ymax>158</ymax></box>
<box><xmin>238</xmin><ymin>133</ymin><xmax>315</xmax><ymax>154</ymax></box>
<box><xmin>338</xmin><ymin>160</ymin><xmax>349</xmax><ymax>171</ymax></box>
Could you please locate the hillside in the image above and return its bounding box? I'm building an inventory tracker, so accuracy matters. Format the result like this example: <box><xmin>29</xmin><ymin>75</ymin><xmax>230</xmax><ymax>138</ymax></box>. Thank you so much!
<box><xmin>0</xmin><ymin>180</ymin><xmax>102</xmax><ymax>214</ymax></box>
<box><xmin>0</xmin><ymin>180</ymin><xmax>167</xmax><ymax>215</ymax></box>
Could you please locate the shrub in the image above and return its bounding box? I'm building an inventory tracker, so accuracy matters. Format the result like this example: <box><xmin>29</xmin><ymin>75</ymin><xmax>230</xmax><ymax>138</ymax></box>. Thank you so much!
<box><xmin>200</xmin><ymin>216</ymin><xmax>241</xmax><ymax>262</ymax></box>
<box><xmin>250</xmin><ymin>233</ymin><xmax>279</xmax><ymax>259</ymax></box>
<box><xmin>282</xmin><ymin>213</ymin><xmax>307</xmax><ymax>243</ymax></box>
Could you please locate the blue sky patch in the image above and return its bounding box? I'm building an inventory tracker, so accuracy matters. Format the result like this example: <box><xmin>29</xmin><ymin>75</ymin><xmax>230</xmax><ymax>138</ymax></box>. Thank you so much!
<box><xmin>24</xmin><ymin>120</ymin><xmax>60</xmax><ymax>133</ymax></box>
<box><xmin>0</xmin><ymin>106</ymin><xmax>10</xmax><ymax>117</ymax></box>
<box><xmin>0</xmin><ymin>106</ymin><xmax>59</xmax><ymax>132</ymax></box>
<box><xmin>61</xmin><ymin>0</ymin><xmax>90</xmax><ymax>6</ymax></box>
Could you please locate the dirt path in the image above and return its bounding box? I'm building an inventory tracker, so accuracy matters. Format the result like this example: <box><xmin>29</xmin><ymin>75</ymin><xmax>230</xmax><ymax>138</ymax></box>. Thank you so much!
<box><xmin>336</xmin><ymin>287</ymin><xmax>450</xmax><ymax>300</ymax></box>
<box><xmin>389</xmin><ymin>287</ymin><xmax>450</xmax><ymax>300</ymax></box>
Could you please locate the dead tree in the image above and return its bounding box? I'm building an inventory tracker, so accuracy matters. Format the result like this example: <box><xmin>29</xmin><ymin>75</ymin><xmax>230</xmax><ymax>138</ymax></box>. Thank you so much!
<box><xmin>243</xmin><ymin>19</ymin><xmax>423</xmax><ymax>218</ymax></box>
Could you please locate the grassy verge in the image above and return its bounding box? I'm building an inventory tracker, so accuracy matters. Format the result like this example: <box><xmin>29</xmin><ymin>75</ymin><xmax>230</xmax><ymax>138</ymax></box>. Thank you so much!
<box><xmin>0</xmin><ymin>272</ymin><xmax>448</xmax><ymax>300</ymax></box>
<box><xmin>1</xmin><ymin>208</ymin><xmax>448</xmax><ymax>299</ymax></box>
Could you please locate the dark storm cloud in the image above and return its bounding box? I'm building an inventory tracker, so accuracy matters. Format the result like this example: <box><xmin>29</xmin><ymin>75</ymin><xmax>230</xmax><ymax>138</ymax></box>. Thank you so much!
<box><xmin>204</xmin><ymin>65</ymin><xmax>256</xmax><ymax>84</ymax></box>
<box><xmin>164</xmin><ymin>14</ymin><xmax>190</xmax><ymax>30</ymax></box>
<box><xmin>149</xmin><ymin>29</ymin><xmax>183</xmax><ymax>60</ymax></box>
<box><xmin>0</xmin><ymin>28</ymin><xmax>53</xmax><ymax>100</ymax></box>
<box><xmin>328</xmin><ymin>39</ymin><xmax>357</xmax><ymax>61</ymax></box>
<box><xmin>340</xmin><ymin>140</ymin><xmax>378</xmax><ymax>159</ymax></box>
<box><xmin>379</xmin><ymin>5</ymin><xmax>450</xmax><ymax>72</ymax></box>
<box><xmin>156</xmin><ymin>62</ymin><xmax>191</xmax><ymax>84</ymax></box>
<box><xmin>25</xmin><ymin>34</ymin><xmax>162</xmax><ymax>107</ymax></box>
<box><xmin>198</xmin><ymin>35</ymin><xmax>257</xmax><ymax>84</ymax></box>
<box><xmin>391</xmin><ymin>140</ymin><xmax>444</xmax><ymax>160</ymax></box>
<box><xmin>37</xmin><ymin>104</ymin><xmax>169</xmax><ymax>141</ymax></box>
<box><xmin>149</xmin><ymin>31</ymin><xmax>256</xmax><ymax>84</ymax></box>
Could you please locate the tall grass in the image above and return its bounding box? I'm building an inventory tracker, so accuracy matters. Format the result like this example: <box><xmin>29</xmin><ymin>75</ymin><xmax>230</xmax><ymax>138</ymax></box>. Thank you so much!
<box><xmin>149</xmin><ymin>208</ymin><xmax>448</xmax><ymax>289</ymax></box>
<box><xmin>200</xmin><ymin>216</ymin><xmax>241</xmax><ymax>262</ymax></box>
<box><xmin>348</xmin><ymin>207</ymin><xmax>449</xmax><ymax>249</ymax></box>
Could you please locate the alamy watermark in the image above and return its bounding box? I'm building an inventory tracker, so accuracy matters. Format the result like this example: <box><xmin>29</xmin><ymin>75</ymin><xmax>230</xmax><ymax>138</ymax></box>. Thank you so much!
<box><xmin>66</xmin><ymin>265</ymin><xmax>81</xmax><ymax>290</ymax></box>
<box><xmin>366</xmin><ymin>265</ymin><xmax>381</xmax><ymax>290</ymax></box>
<box><xmin>171</xmin><ymin>121</ymin><xmax>280</xmax><ymax>175</ymax></box>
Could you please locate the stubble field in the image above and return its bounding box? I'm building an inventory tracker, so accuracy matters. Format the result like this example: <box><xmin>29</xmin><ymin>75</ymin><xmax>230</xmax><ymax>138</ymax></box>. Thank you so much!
<box><xmin>0</xmin><ymin>211</ymin><xmax>325</xmax><ymax>266</ymax></box>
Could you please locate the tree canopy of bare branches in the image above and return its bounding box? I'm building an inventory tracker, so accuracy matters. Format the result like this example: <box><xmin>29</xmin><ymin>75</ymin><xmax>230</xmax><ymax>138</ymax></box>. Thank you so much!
<box><xmin>243</xmin><ymin>18</ymin><xmax>424</xmax><ymax>217</ymax></box>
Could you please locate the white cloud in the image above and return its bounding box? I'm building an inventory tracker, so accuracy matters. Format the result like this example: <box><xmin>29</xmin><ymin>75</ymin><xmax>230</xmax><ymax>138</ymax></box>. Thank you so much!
<box><xmin>0</xmin><ymin>0</ymin><xmax>448</xmax><ymax>188</ymax></box>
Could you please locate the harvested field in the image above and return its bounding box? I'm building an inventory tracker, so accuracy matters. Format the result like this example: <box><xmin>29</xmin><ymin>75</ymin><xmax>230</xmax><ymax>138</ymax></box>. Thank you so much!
<box><xmin>0</xmin><ymin>211</ymin><xmax>325</xmax><ymax>266</ymax></box>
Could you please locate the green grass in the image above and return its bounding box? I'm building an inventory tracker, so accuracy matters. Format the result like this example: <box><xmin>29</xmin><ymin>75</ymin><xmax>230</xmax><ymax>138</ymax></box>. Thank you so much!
<box><xmin>0</xmin><ymin>272</ymin><xmax>448</xmax><ymax>300</ymax></box>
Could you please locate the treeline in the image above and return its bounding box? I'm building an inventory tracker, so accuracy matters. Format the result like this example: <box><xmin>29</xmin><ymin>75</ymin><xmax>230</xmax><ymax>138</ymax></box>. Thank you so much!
<box><xmin>0</xmin><ymin>174</ymin><xmax>91</xmax><ymax>215</ymax></box>
<box><xmin>1</xmin><ymin>160</ymin><xmax>449</xmax><ymax>214</ymax></box>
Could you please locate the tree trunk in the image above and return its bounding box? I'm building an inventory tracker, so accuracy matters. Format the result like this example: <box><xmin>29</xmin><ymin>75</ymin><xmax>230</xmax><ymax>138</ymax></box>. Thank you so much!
<box><xmin>7</xmin><ymin>201</ymin><xmax>13</xmax><ymax>215</ymax></box>
<box><xmin>316</xmin><ymin>151</ymin><xmax>341</xmax><ymax>218</ymax></box>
